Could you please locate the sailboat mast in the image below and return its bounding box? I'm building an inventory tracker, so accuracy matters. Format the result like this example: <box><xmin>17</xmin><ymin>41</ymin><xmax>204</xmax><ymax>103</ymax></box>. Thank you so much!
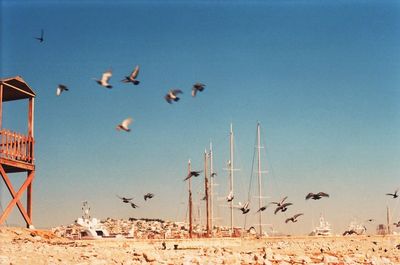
<box><xmin>188</xmin><ymin>159</ymin><xmax>193</xmax><ymax>238</ymax></box>
<box><xmin>204</xmin><ymin>149</ymin><xmax>210</xmax><ymax>236</ymax></box>
<box><xmin>387</xmin><ymin>206</ymin><xmax>391</xmax><ymax>235</ymax></box>
<box><xmin>229</xmin><ymin>123</ymin><xmax>234</xmax><ymax>235</ymax></box>
<box><xmin>257</xmin><ymin>122</ymin><xmax>263</xmax><ymax>236</ymax></box>
<box><xmin>209</xmin><ymin>142</ymin><xmax>214</xmax><ymax>235</ymax></box>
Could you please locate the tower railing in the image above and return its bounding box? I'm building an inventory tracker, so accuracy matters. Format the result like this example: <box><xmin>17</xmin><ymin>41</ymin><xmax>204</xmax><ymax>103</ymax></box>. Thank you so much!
<box><xmin>0</xmin><ymin>129</ymin><xmax>34</xmax><ymax>163</ymax></box>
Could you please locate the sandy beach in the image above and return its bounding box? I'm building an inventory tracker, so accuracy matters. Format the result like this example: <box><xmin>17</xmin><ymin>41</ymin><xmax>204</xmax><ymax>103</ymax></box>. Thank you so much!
<box><xmin>1</xmin><ymin>226</ymin><xmax>399</xmax><ymax>265</ymax></box>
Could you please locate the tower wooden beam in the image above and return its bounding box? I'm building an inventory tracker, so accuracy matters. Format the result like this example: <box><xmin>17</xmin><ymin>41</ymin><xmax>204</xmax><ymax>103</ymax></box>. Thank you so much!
<box><xmin>0</xmin><ymin>165</ymin><xmax>33</xmax><ymax>226</ymax></box>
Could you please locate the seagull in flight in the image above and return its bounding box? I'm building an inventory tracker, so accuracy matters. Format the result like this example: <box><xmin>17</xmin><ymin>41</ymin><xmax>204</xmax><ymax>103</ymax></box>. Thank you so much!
<box><xmin>144</xmin><ymin>193</ymin><xmax>154</xmax><ymax>201</ymax></box>
<box><xmin>94</xmin><ymin>70</ymin><xmax>113</xmax><ymax>88</ymax></box>
<box><xmin>116</xmin><ymin>118</ymin><xmax>133</xmax><ymax>132</ymax></box>
<box><xmin>393</xmin><ymin>221</ymin><xmax>400</xmax><ymax>227</ymax></box>
<box><xmin>34</xmin><ymin>29</ymin><xmax>44</xmax><ymax>43</ymax></box>
<box><xmin>306</xmin><ymin>192</ymin><xmax>330</xmax><ymax>200</ymax></box>
<box><xmin>122</xmin><ymin>65</ymin><xmax>140</xmax><ymax>85</ymax></box>
<box><xmin>386</xmin><ymin>189</ymin><xmax>399</xmax><ymax>199</ymax></box>
<box><xmin>116</xmin><ymin>195</ymin><xmax>133</xmax><ymax>203</ymax></box>
<box><xmin>183</xmin><ymin>170</ymin><xmax>202</xmax><ymax>181</ymax></box>
<box><xmin>56</xmin><ymin>84</ymin><xmax>69</xmax><ymax>96</ymax></box>
<box><xmin>165</xmin><ymin>89</ymin><xmax>183</xmax><ymax>104</ymax></box>
<box><xmin>285</xmin><ymin>213</ymin><xmax>304</xmax><ymax>223</ymax></box>
<box><xmin>191</xmin><ymin>83</ymin><xmax>206</xmax><ymax>97</ymax></box>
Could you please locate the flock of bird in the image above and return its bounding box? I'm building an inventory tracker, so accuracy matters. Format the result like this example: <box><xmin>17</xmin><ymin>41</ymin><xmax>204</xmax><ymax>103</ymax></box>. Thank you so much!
<box><xmin>56</xmin><ymin>65</ymin><xmax>207</xmax><ymax>132</ymax></box>
<box><xmin>34</xmin><ymin>29</ymin><xmax>208</xmax><ymax>133</ymax></box>
<box><xmin>183</xmin><ymin>169</ymin><xmax>329</xmax><ymax>224</ymax></box>
<box><xmin>55</xmin><ymin>65</ymin><xmax>207</xmax><ymax>102</ymax></box>
<box><xmin>35</xmin><ymin>30</ymin><xmax>399</xmax><ymax>233</ymax></box>
<box><xmin>35</xmin><ymin>29</ymin><xmax>206</xmax><ymax>211</ymax></box>
<box><xmin>250</xmin><ymin>193</ymin><xmax>329</xmax><ymax>224</ymax></box>
<box><xmin>184</xmin><ymin>168</ymin><xmax>399</xmax><ymax>231</ymax></box>
<box><xmin>116</xmin><ymin>193</ymin><xmax>154</xmax><ymax>209</ymax></box>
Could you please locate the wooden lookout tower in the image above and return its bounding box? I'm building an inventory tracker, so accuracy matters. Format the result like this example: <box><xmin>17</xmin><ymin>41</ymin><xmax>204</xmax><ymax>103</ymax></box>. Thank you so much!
<box><xmin>0</xmin><ymin>76</ymin><xmax>35</xmax><ymax>228</ymax></box>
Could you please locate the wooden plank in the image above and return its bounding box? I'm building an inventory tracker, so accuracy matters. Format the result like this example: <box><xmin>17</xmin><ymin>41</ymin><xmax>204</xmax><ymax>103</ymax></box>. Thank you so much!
<box><xmin>0</xmin><ymin>165</ymin><xmax>32</xmax><ymax>225</ymax></box>
<box><xmin>0</xmin><ymin>130</ymin><xmax>4</xmax><ymax>155</ymax></box>
<box><xmin>28</xmin><ymin>98</ymin><xmax>34</xmax><ymax>160</ymax></box>
<box><xmin>0</xmin><ymin>84</ymin><xmax>3</xmax><ymax>130</ymax></box>
<box><xmin>16</xmin><ymin>133</ymin><xmax>20</xmax><ymax>160</ymax></box>
<box><xmin>0</xmin><ymin>130</ymin><xmax>34</xmax><ymax>164</ymax></box>
<box><xmin>0</xmin><ymin>157</ymin><xmax>34</xmax><ymax>171</ymax></box>
<box><xmin>10</xmin><ymin>131</ymin><xmax>14</xmax><ymax>158</ymax></box>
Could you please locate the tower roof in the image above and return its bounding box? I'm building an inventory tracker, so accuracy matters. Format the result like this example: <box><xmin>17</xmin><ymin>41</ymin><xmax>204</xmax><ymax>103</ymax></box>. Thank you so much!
<box><xmin>0</xmin><ymin>76</ymin><xmax>36</xmax><ymax>102</ymax></box>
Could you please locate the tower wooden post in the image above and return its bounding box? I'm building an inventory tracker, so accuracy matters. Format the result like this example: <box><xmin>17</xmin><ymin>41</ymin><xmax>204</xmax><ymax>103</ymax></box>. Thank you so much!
<box><xmin>188</xmin><ymin>160</ymin><xmax>193</xmax><ymax>238</ymax></box>
<box><xmin>204</xmin><ymin>149</ymin><xmax>210</xmax><ymax>236</ymax></box>
<box><xmin>0</xmin><ymin>83</ymin><xmax>3</xmax><ymax>129</ymax></box>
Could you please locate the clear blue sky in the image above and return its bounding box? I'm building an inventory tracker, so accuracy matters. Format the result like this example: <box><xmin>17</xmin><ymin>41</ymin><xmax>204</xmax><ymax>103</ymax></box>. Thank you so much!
<box><xmin>1</xmin><ymin>0</ymin><xmax>399</xmax><ymax>235</ymax></box>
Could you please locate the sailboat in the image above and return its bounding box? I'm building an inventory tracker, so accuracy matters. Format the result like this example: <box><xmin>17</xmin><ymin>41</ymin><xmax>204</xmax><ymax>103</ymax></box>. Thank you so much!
<box><xmin>224</xmin><ymin>122</ymin><xmax>269</xmax><ymax>237</ymax></box>
<box><xmin>245</xmin><ymin>122</ymin><xmax>270</xmax><ymax>237</ymax></box>
<box><xmin>184</xmin><ymin>122</ymin><xmax>270</xmax><ymax>238</ymax></box>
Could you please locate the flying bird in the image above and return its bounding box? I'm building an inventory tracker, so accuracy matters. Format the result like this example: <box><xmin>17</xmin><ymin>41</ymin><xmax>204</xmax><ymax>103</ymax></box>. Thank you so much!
<box><xmin>269</xmin><ymin>196</ymin><xmax>288</xmax><ymax>207</ymax></box>
<box><xmin>94</xmin><ymin>70</ymin><xmax>113</xmax><ymax>88</ymax></box>
<box><xmin>285</xmin><ymin>213</ymin><xmax>304</xmax><ymax>223</ymax></box>
<box><xmin>116</xmin><ymin>118</ymin><xmax>133</xmax><ymax>132</ymax></box>
<box><xmin>226</xmin><ymin>190</ymin><xmax>234</xmax><ymax>202</ymax></box>
<box><xmin>237</xmin><ymin>201</ymin><xmax>250</xmax><ymax>214</ymax></box>
<box><xmin>130</xmin><ymin>202</ymin><xmax>139</xmax><ymax>208</ymax></box>
<box><xmin>393</xmin><ymin>221</ymin><xmax>400</xmax><ymax>227</ymax></box>
<box><xmin>184</xmin><ymin>170</ymin><xmax>202</xmax><ymax>181</ymax></box>
<box><xmin>191</xmin><ymin>83</ymin><xmax>206</xmax><ymax>97</ymax></box>
<box><xmin>122</xmin><ymin>65</ymin><xmax>140</xmax><ymax>85</ymax></box>
<box><xmin>386</xmin><ymin>189</ymin><xmax>399</xmax><ymax>199</ymax></box>
<box><xmin>56</xmin><ymin>84</ymin><xmax>69</xmax><ymax>96</ymax></box>
<box><xmin>241</xmin><ymin>208</ymin><xmax>250</xmax><ymax>214</ymax></box>
<box><xmin>165</xmin><ymin>89</ymin><xmax>183</xmax><ymax>104</ymax></box>
<box><xmin>117</xmin><ymin>195</ymin><xmax>133</xmax><ymax>203</ymax></box>
<box><xmin>274</xmin><ymin>202</ymin><xmax>293</xmax><ymax>214</ymax></box>
<box><xmin>34</xmin><ymin>29</ymin><xmax>44</xmax><ymax>42</ymax></box>
<box><xmin>256</xmin><ymin>205</ymin><xmax>268</xmax><ymax>213</ymax></box>
<box><xmin>306</xmin><ymin>192</ymin><xmax>330</xmax><ymax>200</ymax></box>
<box><xmin>144</xmin><ymin>193</ymin><xmax>154</xmax><ymax>201</ymax></box>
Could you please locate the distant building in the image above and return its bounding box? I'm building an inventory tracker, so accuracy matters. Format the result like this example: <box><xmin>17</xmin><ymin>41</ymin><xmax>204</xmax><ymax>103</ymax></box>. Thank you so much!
<box><xmin>376</xmin><ymin>224</ymin><xmax>387</xmax><ymax>235</ymax></box>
